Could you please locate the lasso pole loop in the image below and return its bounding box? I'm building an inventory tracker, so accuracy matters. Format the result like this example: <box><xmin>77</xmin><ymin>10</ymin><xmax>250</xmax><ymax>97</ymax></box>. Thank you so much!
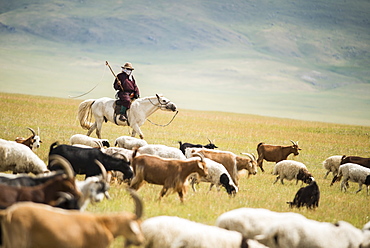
<box><xmin>147</xmin><ymin>110</ymin><xmax>178</xmax><ymax>127</ymax></box>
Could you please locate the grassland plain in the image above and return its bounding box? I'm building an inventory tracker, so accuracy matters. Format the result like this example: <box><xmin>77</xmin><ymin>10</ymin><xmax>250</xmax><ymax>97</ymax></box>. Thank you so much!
<box><xmin>0</xmin><ymin>92</ymin><xmax>369</xmax><ymax>248</ymax></box>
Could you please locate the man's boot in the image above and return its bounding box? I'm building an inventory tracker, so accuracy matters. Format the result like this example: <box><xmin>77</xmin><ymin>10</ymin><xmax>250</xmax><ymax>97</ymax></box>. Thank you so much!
<box><xmin>119</xmin><ymin>106</ymin><xmax>127</xmax><ymax>121</ymax></box>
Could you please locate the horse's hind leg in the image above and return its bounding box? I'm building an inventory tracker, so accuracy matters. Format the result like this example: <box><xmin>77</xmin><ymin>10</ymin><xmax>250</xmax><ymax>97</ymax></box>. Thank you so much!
<box><xmin>86</xmin><ymin>123</ymin><xmax>97</xmax><ymax>136</ymax></box>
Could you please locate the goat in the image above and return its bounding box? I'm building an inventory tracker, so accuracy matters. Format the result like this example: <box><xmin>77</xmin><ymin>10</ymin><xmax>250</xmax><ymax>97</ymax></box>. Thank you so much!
<box><xmin>340</xmin><ymin>155</ymin><xmax>370</xmax><ymax>168</ymax></box>
<box><xmin>0</xmin><ymin>138</ymin><xmax>49</xmax><ymax>174</ymax></box>
<box><xmin>188</xmin><ymin>158</ymin><xmax>238</xmax><ymax>196</ymax></box>
<box><xmin>15</xmin><ymin>127</ymin><xmax>42</xmax><ymax>150</ymax></box>
<box><xmin>185</xmin><ymin>148</ymin><xmax>258</xmax><ymax>186</ymax></box>
<box><xmin>287</xmin><ymin>177</ymin><xmax>320</xmax><ymax>209</ymax></box>
<box><xmin>48</xmin><ymin>142</ymin><xmax>133</xmax><ymax>180</ymax></box>
<box><xmin>70</xmin><ymin>133</ymin><xmax>110</xmax><ymax>148</ymax></box>
<box><xmin>130</xmin><ymin>149</ymin><xmax>208</xmax><ymax>202</ymax></box>
<box><xmin>256</xmin><ymin>140</ymin><xmax>301</xmax><ymax>172</ymax></box>
<box><xmin>0</xmin><ymin>189</ymin><xmax>144</xmax><ymax>248</ymax></box>
<box><xmin>0</xmin><ymin>155</ymin><xmax>81</xmax><ymax>209</ymax></box>
<box><xmin>178</xmin><ymin>138</ymin><xmax>218</xmax><ymax>155</ymax></box>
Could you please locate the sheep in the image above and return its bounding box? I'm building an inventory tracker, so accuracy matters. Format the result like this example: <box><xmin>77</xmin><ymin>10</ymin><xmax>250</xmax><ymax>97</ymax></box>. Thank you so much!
<box><xmin>115</xmin><ymin>135</ymin><xmax>148</xmax><ymax>149</ymax></box>
<box><xmin>188</xmin><ymin>158</ymin><xmax>238</xmax><ymax>196</ymax></box>
<box><xmin>362</xmin><ymin>221</ymin><xmax>370</xmax><ymax>248</ymax></box>
<box><xmin>138</xmin><ymin>144</ymin><xmax>186</xmax><ymax>159</ymax></box>
<box><xmin>15</xmin><ymin>127</ymin><xmax>42</xmax><ymax>150</ymax></box>
<box><xmin>216</xmin><ymin>207</ymin><xmax>307</xmax><ymax>240</ymax></box>
<box><xmin>330</xmin><ymin>163</ymin><xmax>370</xmax><ymax>194</ymax></box>
<box><xmin>141</xmin><ymin>216</ymin><xmax>268</xmax><ymax>248</ymax></box>
<box><xmin>255</xmin><ymin>218</ymin><xmax>363</xmax><ymax>248</ymax></box>
<box><xmin>70</xmin><ymin>134</ymin><xmax>110</xmax><ymax>148</ymax></box>
<box><xmin>0</xmin><ymin>138</ymin><xmax>49</xmax><ymax>174</ymax></box>
<box><xmin>129</xmin><ymin>150</ymin><xmax>208</xmax><ymax>202</ymax></box>
<box><xmin>287</xmin><ymin>177</ymin><xmax>320</xmax><ymax>209</ymax></box>
<box><xmin>0</xmin><ymin>189</ymin><xmax>144</xmax><ymax>248</ymax></box>
<box><xmin>103</xmin><ymin>147</ymin><xmax>134</xmax><ymax>161</ymax></box>
<box><xmin>322</xmin><ymin>155</ymin><xmax>342</xmax><ymax>179</ymax></box>
<box><xmin>272</xmin><ymin>160</ymin><xmax>313</xmax><ymax>185</ymax></box>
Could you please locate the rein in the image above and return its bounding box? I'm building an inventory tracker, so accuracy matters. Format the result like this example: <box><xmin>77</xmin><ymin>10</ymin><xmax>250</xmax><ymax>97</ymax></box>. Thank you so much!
<box><xmin>147</xmin><ymin>96</ymin><xmax>179</xmax><ymax>127</ymax></box>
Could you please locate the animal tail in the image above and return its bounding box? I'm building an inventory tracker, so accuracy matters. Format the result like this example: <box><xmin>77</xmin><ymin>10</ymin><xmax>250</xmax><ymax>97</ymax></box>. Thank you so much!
<box><xmin>257</xmin><ymin>142</ymin><xmax>264</xmax><ymax>148</ymax></box>
<box><xmin>132</xmin><ymin>147</ymin><xmax>140</xmax><ymax>159</ymax></box>
<box><xmin>49</xmin><ymin>141</ymin><xmax>59</xmax><ymax>154</ymax></box>
<box><xmin>77</xmin><ymin>99</ymin><xmax>95</xmax><ymax>130</ymax></box>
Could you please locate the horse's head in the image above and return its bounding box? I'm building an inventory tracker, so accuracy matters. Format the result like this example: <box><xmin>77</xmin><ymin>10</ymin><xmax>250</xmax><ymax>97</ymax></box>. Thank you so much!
<box><xmin>155</xmin><ymin>94</ymin><xmax>177</xmax><ymax>112</ymax></box>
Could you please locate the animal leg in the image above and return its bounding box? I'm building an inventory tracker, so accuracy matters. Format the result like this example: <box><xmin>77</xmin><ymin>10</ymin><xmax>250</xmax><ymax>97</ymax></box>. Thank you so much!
<box><xmin>158</xmin><ymin>187</ymin><xmax>168</xmax><ymax>201</ymax></box>
<box><xmin>324</xmin><ymin>171</ymin><xmax>330</xmax><ymax>179</ymax></box>
<box><xmin>86</xmin><ymin>122</ymin><xmax>97</xmax><ymax>136</ymax></box>
<box><xmin>257</xmin><ymin>158</ymin><xmax>264</xmax><ymax>172</ymax></box>
<box><xmin>355</xmin><ymin>183</ymin><xmax>363</xmax><ymax>194</ymax></box>
<box><xmin>273</xmin><ymin>176</ymin><xmax>280</xmax><ymax>184</ymax></box>
<box><xmin>95</xmin><ymin>120</ymin><xmax>103</xmax><ymax>139</ymax></box>
<box><xmin>178</xmin><ymin>190</ymin><xmax>185</xmax><ymax>203</ymax></box>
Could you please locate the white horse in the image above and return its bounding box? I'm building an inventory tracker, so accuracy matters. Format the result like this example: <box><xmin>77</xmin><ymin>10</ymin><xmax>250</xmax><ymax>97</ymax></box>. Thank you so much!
<box><xmin>78</xmin><ymin>94</ymin><xmax>177</xmax><ymax>139</ymax></box>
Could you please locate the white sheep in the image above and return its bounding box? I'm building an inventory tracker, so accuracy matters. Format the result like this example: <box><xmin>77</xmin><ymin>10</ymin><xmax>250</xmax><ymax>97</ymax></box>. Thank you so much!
<box><xmin>272</xmin><ymin>160</ymin><xmax>313</xmax><ymax>185</ymax></box>
<box><xmin>114</xmin><ymin>136</ymin><xmax>148</xmax><ymax>149</ymax></box>
<box><xmin>141</xmin><ymin>216</ymin><xmax>268</xmax><ymax>248</ymax></box>
<box><xmin>361</xmin><ymin>221</ymin><xmax>370</xmax><ymax>248</ymax></box>
<box><xmin>323</xmin><ymin>155</ymin><xmax>342</xmax><ymax>179</ymax></box>
<box><xmin>70</xmin><ymin>134</ymin><xmax>110</xmax><ymax>148</ymax></box>
<box><xmin>103</xmin><ymin>147</ymin><xmax>134</xmax><ymax>161</ymax></box>
<box><xmin>255</xmin><ymin>218</ymin><xmax>363</xmax><ymax>248</ymax></box>
<box><xmin>189</xmin><ymin>158</ymin><xmax>238</xmax><ymax>195</ymax></box>
<box><xmin>0</xmin><ymin>138</ymin><xmax>48</xmax><ymax>174</ymax></box>
<box><xmin>138</xmin><ymin>144</ymin><xmax>186</xmax><ymax>159</ymax></box>
<box><xmin>332</xmin><ymin>163</ymin><xmax>370</xmax><ymax>194</ymax></box>
<box><xmin>216</xmin><ymin>207</ymin><xmax>307</xmax><ymax>239</ymax></box>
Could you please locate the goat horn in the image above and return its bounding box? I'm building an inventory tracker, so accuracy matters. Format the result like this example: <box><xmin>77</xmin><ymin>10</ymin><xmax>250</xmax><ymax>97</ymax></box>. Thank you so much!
<box><xmin>192</xmin><ymin>152</ymin><xmax>204</xmax><ymax>162</ymax></box>
<box><xmin>94</xmin><ymin>159</ymin><xmax>108</xmax><ymax>182</ymax></box>
<box><xmin>241</xmin><ymin>153</ymin><xmax>255</xmax><ymax>161</ymax></box>
<box><xmin>49</xmin><ymin>155</ymin><xmax>75</xmax><ymax>179</ymax></box>
<box><xmin>37</xmin><ymin>127</ymin><xmax>40</xmax><ymax>136</ymax></box>
<box><xmin>127</xmin><ymin>188</ymin><xmax>143</xmax><ymax>219</ymax></box>
<box><xmin>27</xmin><ymin>127</ymin><xmax>36</xmax><ymax>136</ymax></box>
<box><xmin>207</xmin><ymin>137</ymin><xmax>212</xmax><ymax>143</ymax></box>
<box><xmin>290</xmin><ymin>140</ymin><xmax>297</xmax><ymax>146</ymax></box>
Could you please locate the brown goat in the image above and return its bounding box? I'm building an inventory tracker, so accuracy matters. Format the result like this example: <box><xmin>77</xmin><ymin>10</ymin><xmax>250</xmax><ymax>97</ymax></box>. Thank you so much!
<box><xmin>130</xmin><ymin>150</ymin><xmax>208</xmax><ymax>202</ymax></box>
<box><xmin>0</xmin><ymin>189</ymin><xmax>144</xmax><ymax>248</ymax></box>
<box><xmin>15</xmin><ymin>127</ymin><xmax>42</xmax><ymax>150</ymax></box>
<box><xmin>256</xmin><ymin>140</ymin><xmax>301</xmax><ymax>172</ymax></box>
<box><xmin>186</xmin><ymin>148</ymin><xmax>258</xmax><ymax>186</ymax></box>
<box><xmin>0</xmin><ymin>155</ymin><xmax>80</xmax><ymax>209</ymax></box>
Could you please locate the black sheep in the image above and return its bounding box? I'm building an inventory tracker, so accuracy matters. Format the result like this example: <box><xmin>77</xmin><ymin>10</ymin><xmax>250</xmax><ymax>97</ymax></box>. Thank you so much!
<box><xmin>287</xmin><ymin>177</ymin><xmax>320</xmax><ymax>209</ymax></box>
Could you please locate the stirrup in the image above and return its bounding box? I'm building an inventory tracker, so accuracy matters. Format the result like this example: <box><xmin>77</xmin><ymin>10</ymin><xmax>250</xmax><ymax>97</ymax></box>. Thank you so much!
<box><xmin>119</xmin><ymin>114</ymin><xmax>127</xmax><ymax>122</ymax></box>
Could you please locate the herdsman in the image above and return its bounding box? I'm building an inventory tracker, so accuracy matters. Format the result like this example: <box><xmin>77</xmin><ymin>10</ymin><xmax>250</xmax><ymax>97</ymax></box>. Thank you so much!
<box><xmin>113</xmin><ymin>62</ymin><xmax>140</xmax><ymax>121</ymax></box>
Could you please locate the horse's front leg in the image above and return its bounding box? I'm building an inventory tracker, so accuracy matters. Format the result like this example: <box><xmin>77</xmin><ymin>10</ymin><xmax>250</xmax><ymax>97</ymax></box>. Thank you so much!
<box><xmin>130</xmin><ymin>123</ymin><xmax>144</xmax><ymax>139</ymax></box>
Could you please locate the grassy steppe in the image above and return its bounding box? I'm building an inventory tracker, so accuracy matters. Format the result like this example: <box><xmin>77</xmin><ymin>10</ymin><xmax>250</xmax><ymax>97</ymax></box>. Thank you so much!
<box><xmin>0</xmin><ymin>92</ymin><xmax>369</xmax><ymax>247</ymax></box>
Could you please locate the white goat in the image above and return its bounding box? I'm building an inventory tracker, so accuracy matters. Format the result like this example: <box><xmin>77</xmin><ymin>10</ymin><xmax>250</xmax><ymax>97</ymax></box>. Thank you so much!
<box><xmin>70</xmin><ymin>134</ymin><xmax>110</xmax><ymax>148</ymax></box>
<box><xmin>255</xmin><ymin>218</ymin><xmax>363</xmax><ymax>248</ymax></box>
<box><xmin>75</xmin><ymin>176</ymin><xmax>110</xmax><ymax>211</ymax></box>
<box><xmin>216</xmin><ymin>208</ymin><xmax>307</xmax><ymax>239</ymax></box>
<box><xmin>141</xmin><ymin>216</ymin><xmax>268</xmax><ymax>248</ymax></box>
<box><xmin>189</xmin><ymin>158</ymin><xmax>238</xmax><ymax>195</ymax></box>
<box><xmin>115</xmin><ymin>136</ymin><xmax>148</xmax><ymax>149</ymax></box>
<box><xmin>273</xmin><ymin>160</ymin><xmax>313</xmax><ymax>185</ymax></box>
<box><xmin>331</xmin><ymin>163</ymin><xmax>370</xmax><ymax>194</ymax></box>
<box><xmin>323</xmin><ymin>155</ymin><xmax>342</xmax><ymax>179</ymax></box>
<box><xmin>0</xmin><ymin>138</ymin><xmax>48</xmax><ymax>174</ymax></box>
<box><xmin>138</xmin><ymin>144</ymin><xmax>186</xmax><ymax>159</ymax></box>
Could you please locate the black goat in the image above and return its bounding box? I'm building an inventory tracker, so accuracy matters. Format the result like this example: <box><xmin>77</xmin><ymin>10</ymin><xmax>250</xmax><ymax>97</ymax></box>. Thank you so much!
<box><xmin>340</xmin><ymin>155</ymin><xmax>370</xmax><ymax>168</ymax></box>
<box><xmin>178</xmin><ymin>139</ymin><xmax>218</xmax><ymax>155</ymax></box>
<box><xmin>287</xmin><ymin>177</ymin><xmax>320</xmax><ymax>209</ymax></box>
<box><xmin>48</xmin><ymin>142</ymin><xmax>133</xmax><ymax>180</ymax></box>
<box><xmin>0</xmin><ymin>171</ymin><xmax>65</xmax><ymax>187</ymax></box>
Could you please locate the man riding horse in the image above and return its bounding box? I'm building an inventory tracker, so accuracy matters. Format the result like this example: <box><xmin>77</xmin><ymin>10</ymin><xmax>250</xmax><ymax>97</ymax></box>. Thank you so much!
<box><xmin>113</xmin><ymin>62</ymin><xmax>140</xmax><ymax>121</ymax></box>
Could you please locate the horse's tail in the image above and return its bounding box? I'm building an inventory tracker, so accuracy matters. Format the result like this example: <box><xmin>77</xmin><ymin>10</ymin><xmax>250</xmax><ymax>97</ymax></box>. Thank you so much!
<box><xmin>78</xmin><ymin>99</ymin><xmax>95</xmax><ymax>130</ymax></box>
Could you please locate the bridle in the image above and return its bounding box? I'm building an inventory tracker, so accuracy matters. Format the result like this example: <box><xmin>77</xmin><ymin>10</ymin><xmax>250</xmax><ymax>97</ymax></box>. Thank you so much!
<box><xmin>147</xmin><ymin>95</ymin><xmax>179</xmax><ymax>127</ymax></box>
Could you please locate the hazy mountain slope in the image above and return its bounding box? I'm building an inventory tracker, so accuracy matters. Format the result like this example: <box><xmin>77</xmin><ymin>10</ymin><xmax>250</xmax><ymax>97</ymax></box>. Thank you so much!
<box><xmin>0</xmin><ymin>0</ymin><xmax>369</xmax><ymax>125</ymax></box>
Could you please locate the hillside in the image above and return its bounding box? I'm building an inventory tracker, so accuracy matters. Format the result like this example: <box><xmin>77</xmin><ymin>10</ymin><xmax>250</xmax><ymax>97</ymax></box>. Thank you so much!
<box><xmin>0</xmin><ymin>0</ymin><xmax>369</xmax><ymax>125</ymax></box>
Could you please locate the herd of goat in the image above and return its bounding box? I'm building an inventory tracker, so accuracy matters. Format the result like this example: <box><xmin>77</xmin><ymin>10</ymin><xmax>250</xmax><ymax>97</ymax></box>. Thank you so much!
<box><xmin>0</xmin><ymin>127</ymin><xmax>369</xmax><ymax>247</ymax></box>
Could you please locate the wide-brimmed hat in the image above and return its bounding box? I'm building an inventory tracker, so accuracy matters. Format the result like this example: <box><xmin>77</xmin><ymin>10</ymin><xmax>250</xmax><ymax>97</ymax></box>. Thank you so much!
<box><xmin>121</xmin><ymin>62</ymin><xmax>134</xmax><ymax>70</ymax></box>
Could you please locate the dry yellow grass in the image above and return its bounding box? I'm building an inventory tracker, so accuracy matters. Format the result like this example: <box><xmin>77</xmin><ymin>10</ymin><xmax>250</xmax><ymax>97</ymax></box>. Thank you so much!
<box><xmin>0</xmin><ymin>92</ymin><xmax>369</xmax><ymax>247</ymax></box>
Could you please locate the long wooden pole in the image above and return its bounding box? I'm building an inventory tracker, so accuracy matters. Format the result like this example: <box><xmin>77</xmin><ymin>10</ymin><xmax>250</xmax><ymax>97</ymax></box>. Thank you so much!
<box><xmin>105</xmin><ymin>61</ymin><xmax>124</xmax><ymax>91</ymax></box>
